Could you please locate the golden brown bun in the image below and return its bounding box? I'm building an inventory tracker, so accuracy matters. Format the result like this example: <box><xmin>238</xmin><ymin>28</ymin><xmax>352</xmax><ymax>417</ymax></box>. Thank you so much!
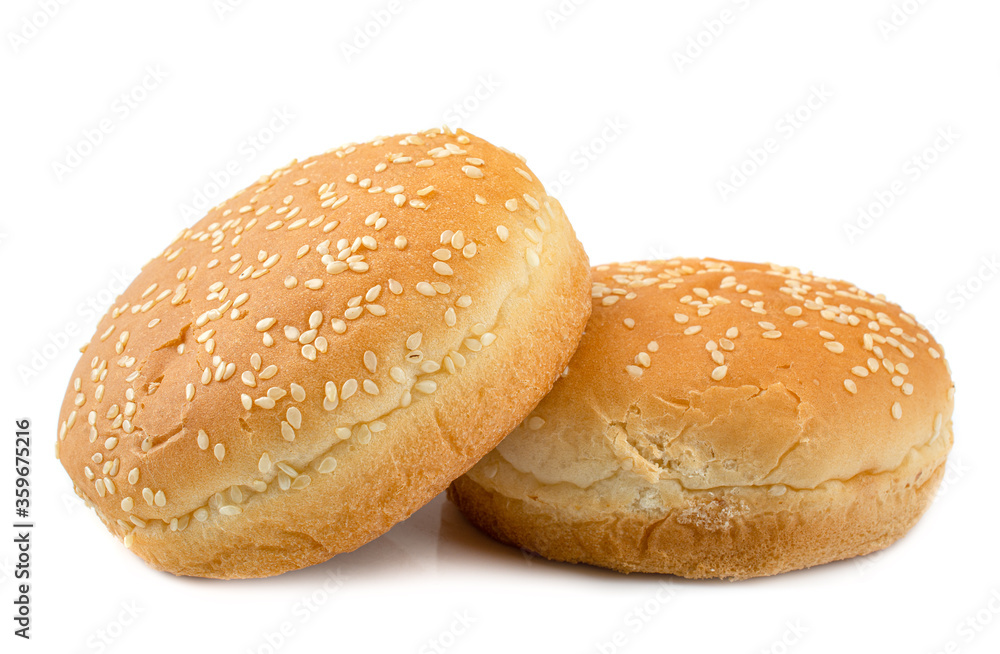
<box><xmin>56</xmin><ymin>128</ymin><xmax>591</xmax><ymax>578</ymax></box>
<box><xmin>450</xmin><ymin>259</ymin><xmax>954</xmax><ymax>579</ymax></box>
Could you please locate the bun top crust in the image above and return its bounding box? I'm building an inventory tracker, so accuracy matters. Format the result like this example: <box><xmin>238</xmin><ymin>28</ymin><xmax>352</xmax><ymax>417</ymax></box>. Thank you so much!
<box><xmin>56</xmin><ymin>128</ymin><xmax>587</xmax><ymax>543</ymax></box>
<box><xmin>489</xmin><ymin>259</ymin><xmax>955</xmax><ymax>493</ymax></box>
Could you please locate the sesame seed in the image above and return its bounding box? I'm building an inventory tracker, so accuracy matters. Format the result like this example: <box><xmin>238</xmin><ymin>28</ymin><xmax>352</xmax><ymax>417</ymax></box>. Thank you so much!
<box><xmin>342</xmin><ymin>379</ymin><xmax>358</xmax><ymax>399</ymax></box>
<box><xmin>891</xmin><ymin>402</ymin><xmax>902</xmax><ymax>419</ymax></box>
<box><xmin>824</xmin><ymin>341</ymin><xmax>845</xmax><ymax>354</ymax></box>
<box><xmin>673</xmin><ymin>313</ymin><xmax>689</xmax><ymax>324</ymax></box>
<box><xmin>462</xmin><ymin>166</ymin><xmax>483</xmax><ymax>179</ymax></box>
<box><xmin>154</xmin><ymin>490</ymin><xmax>166</xmax><ymax>507</ymax></box>
<box><xmin>214</xmin><ymin>444</ymin><xmax>225</xmax><ymax>461</ymax></box>
<box><xmin>711</xmin><ymin>365</ymin><xmax>728</xmax><ymax>381</ymax></box>
<box><xmin>434</xmin><ymin>261</ymin><xmax>454</xmax><ymax>276</ymax></box>
<box><xmin>364</xmin><ymin>350</ymin><xmax>378</xmax><ymax>373</ymax></box>
<box><xmin>497</xmin><ymin>225</ymin><xmax>509</xmax><ymax>242</ymax></box>
<box><xmin>626</xmin><ymin>365</ymin><xmax>643</xmax><ymax>378</ymax></box>
<box><xmin>762</xmin><ymin>331</ymin><xmax>782</xmax><ymax>339</ymax></box>
<box><xmin>505</xmin><ymin>199</ymin><xmax>518</xmax><ymax>211</ymax></box>
<box><xmin>414</xmin><ymin>380</ymin><xmax>437</xmax><ymax>394</ymax></box>
<box><xmin>241</xmin><ymin>371</ymin><xmax>256</xmax><ymax>387</ymax></box>
<box><xmin>416</xmin><ymin>282</ymin><xmax>436</xmax><ymax>296</ymax></box>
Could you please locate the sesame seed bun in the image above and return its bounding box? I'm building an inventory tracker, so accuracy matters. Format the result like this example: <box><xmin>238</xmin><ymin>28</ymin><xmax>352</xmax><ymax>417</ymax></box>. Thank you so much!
<box><xmin>449</xmin><ymin>259</ymin><xmax>954</xmax><ymax>579</ymax></box>
<box><xmin>56</xmin><ymin>128</ymin><xmax>591</xmax><ymax>579</ymax></box>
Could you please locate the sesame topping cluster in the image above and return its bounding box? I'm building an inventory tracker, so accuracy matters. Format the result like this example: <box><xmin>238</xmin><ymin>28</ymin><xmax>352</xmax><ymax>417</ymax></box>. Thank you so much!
<box><xmin>57</xmin><ymin>128</ymin><xmax>556</xmax><ymax>549</ymax></box>
<box><xmin>589</xmin><ymin>259</ymin><xmax>951</xmax><ymax>429</ymax></box>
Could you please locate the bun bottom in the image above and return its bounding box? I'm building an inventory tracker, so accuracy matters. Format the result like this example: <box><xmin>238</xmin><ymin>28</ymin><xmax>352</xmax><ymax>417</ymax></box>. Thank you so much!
<box><xmin>448</xmin><ymin>435</ymin><xmax>948</xmax><ymax>580</ymax></box>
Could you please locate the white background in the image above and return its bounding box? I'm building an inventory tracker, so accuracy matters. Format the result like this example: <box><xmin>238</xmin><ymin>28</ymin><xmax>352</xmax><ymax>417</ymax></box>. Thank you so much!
<box><xmin>1</xmin><ymin>1</ymin><xmax>998</xmax><ymax>652</ymax></box>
